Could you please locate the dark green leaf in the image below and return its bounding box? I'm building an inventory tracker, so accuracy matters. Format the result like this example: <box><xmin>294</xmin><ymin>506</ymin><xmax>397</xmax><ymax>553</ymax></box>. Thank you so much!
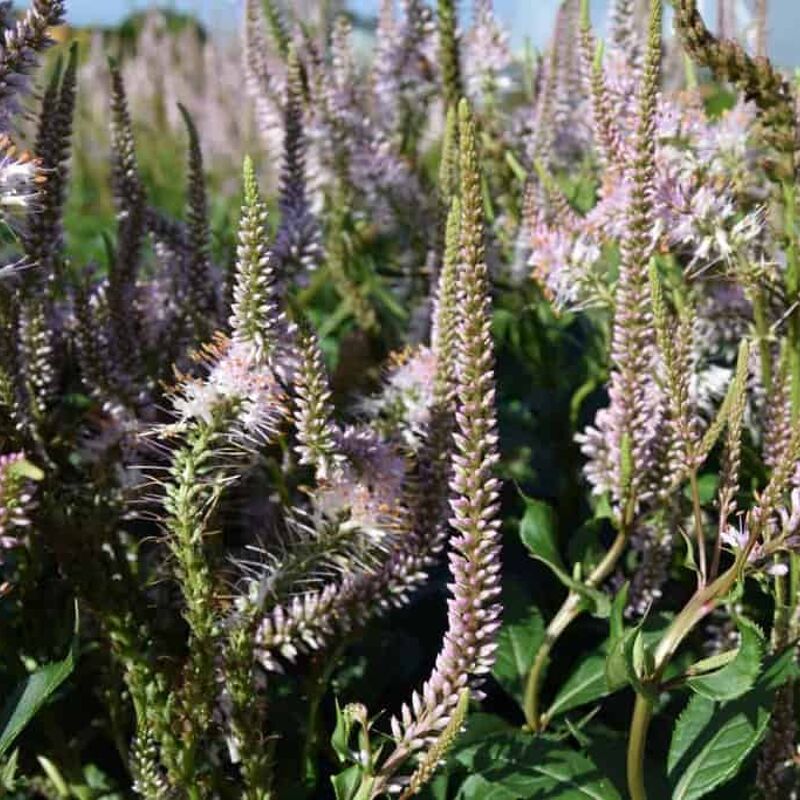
<box><xmin>421</xmin><ymin>772</ymin><xmax>451</xmax><ymax>800</ymax></box>
<box><xmin>0</xmin><ymin>611</ymin><xmax>78</xmax><ymax>758</ymax></box>
<box><xmin>492</xmin><ymin>606</ymin><xmax>546</xmax><ymax>708</ymax></box>
<box><xmin>453</xmin><ymin>731</ymin><xmax>622</xmax><ymax>799</ymax></box>
<box><xmin>456</xmin><ymin>773</ymin><xmax>523</xmax><ymax>800</ymax></box>
<box><xmin>331</xmin><ymin>700</ymin><xmax>351</xmax><ymax>764</ymax></box>
<box><xmin>450</xmin><ymin>713</ymin><xmax>515</xmax><ymax>771</ymax></box>
<box><xmin>518</xmin><ymin>495</ymin><xmax>563</xmax><ymax>572</ymax></box>
<box><xmin>546</xmin><ymin>651</ymin><xmax>610</xmax><ymax>720</ymax></box>
<box><xmin>567</xmin><ymin>520</ymin><xmax>606</xmax><ymax>575</ymax></box>
<box><xmin>457</xmin><ymin>775</ymin><xmax>518</xmax><ymax>800</ymax></box>
<box><xmin>668</xmin><ymin>649</ymin><xmax>799</xmax><ymax>800</ymax></box>
<box><xmin>331</xmin><ymin>765</ymin><xmax>363</xmax><ymax>800</ymax></box>
<box><xmin>518</xmin><ymin>495</ymin><xmax>610</xmax><ymax>618</ymax></box>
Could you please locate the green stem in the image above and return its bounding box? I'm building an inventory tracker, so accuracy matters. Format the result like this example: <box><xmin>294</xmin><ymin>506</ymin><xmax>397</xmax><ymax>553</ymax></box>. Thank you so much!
<box><xmin>789</xmin><ymin>552</ymin><xmax>800</xmax><ymax>643</ymax></box>
<box><xmin>303</xmin><ymin>642</ymin><xmax>347</xmax><ymax>787</ymax></box>
<box><xmin>750</xmin><ymin>285</ymin><xmax>773</xmax><ymax>394</ymax></box>
<box><xmin>783</xmin><ymin>180</ymin><xmax>800</xmax><ymax>421</ymax></box>
<box><xmin>225</xmin><ymin>608</ymin><xmax>274</xmax><ymax>800</ymax></box>
<box><xmin>626</xmin><ymin>562</ymin><xmax>741</xmax><ymax>799</ymax></box>
<box><xmin>773</xmin><ymin>564</ymin><xmax>789</xmax><ymax>650</ymax></box>
<box><xmin>525</xmin><ymin>526</ymin><xmax>629</xmax><ymax>731</ymax></box>
<box><xmin>627</xmin><ymin>694</ymin><xmax>653</xmax><ymax>800</ymax></box>
<box><xmin>689</xmin><ymin>469</ymin><xmax>707</xmax><ymax>585</ymax></box>
<box><xmin>524</xmin><ymin>592</ymin><xmax>582</xmax><ymax>731</ymax></box>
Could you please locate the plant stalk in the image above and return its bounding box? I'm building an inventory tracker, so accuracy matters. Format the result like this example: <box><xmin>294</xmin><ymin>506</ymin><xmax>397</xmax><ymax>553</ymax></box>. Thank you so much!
<box><xmin>750</xmin><ymin>285</ymin><xmax>773</xmax><ymax>394</ymax></box>
<box><xmin>626</xmin><ymin>561</ymin><xmax>742</xmax><ymax>799</ymax></box>
<box><xmin>689</xmin><ymin>469</ymin><xmax>707</xmax><ymax>585</ymax></box>
<box><xmin>525</xmin><ymin>525</ymin><xmax>629</xmax><ymax>731</ymax></box>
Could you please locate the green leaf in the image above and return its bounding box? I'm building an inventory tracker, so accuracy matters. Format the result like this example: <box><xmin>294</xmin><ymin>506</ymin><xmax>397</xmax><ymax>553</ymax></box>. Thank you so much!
<box><xmin>682</xmin><ymin>474</ymin><xmax>718</xmax><ymax>505</ymax></box>
<box><xmin>604</xmin><ymin>627</ymin><xmax>637</xmax><ymax>692</ymax></box>
<box><xmin>605</xmin><ymin>585</ymin><xmax>643</xmax><ymax>693</ymax></box>
<box><xmin>317</xmin><ymin>300</ymin><xmax>354</xmax><ymax>338</ymax></box>
<box><xmin>593</xmin><ymin>495</ymin><xmax>614</xmax><ymax>522</ymax></box>
<box><xmin>453</xmin><ymin>731</ymin><xmax>622</xmax><ymax>799</ymax></box>
<box><xmin>492</xmin><ymin>606</ymin><xmax>546</xmax><ymax>708</ymax></box>
<box><xmin>632</xmin><ymin>629</ymin><xmax>655</xmax><ymax>682</ymax></box>
<box><xmin>36</xmin><ymin>756</ymin><xmax>69</xmax><ymax>798</ymax></box>
<box><xmin>683</xmin><ymin>649</ymin><xmax>738</xmax><ymax>677</ymax></box>
<box><xmin>0</xmin><ymin>608</ymin><xmax>78</xmax><ymax>758</ymax></box>
<box><xmin>608</xmin><ymin>584</ymin><xmax>628</xmax><ymax>642</ymax></box>
<box><xmin>567</xmin><ymin>520</ymin><xmax>606</xmax><ymax>575</ymax></box>
<box><xmin>0</xmin><ymin>749</ymin><xmax>18</xmax><ymax>790</ymax></box>
<box><xmin>678</xmin><ymin>528</ymin><xmax>700</xmax><ymax>575</ymax></box>
<box><xmin>505</xmin><ymin>151</ymin><xmax>528</xmax><ymax>182</ymax></box>
<box><xmin>518</xmin><ymin>495</ymin><xmax>563</xmax><ymax>571</ymax></box>
<box><xmin>371</xmin><ymin>281</ymin><xmax>408</xmax><ymax>321</ymax></box>
<box><xmin>457</xmin><ymin>775</ymin><xmax>519</xmax><ymax>800</ymax></box>
<box><xmin>331</xmin><ymin>765</ymin><xmax>365</xmax><ymax>800</ymax></box>
<box><xmin>686</xmin><ymin>616</ymin><xmax>764</xmax><ymax>701</ymax></box>
<box><xmin>517</xmin><ymin>494</ymin><xmax>610</xmax><ymax>618</ymax></box>
<box><xmin>604</xmin><ymin>611</ymin><xmax>656</xmax><ymax>700</ymax></box>
<box><xmin>546</xmin><ymin>651</ymin><xmax>610</xmax><ymax>720</ymax></box>
<box><xmin>698</xmin><ymin>341</ymin><xmax>749</xmax><ymax>462</ymax></box>
<box><xmin>331</xmin><ymin>700</ymin><xmax>351</xmax><ymax>764</ymax></box>
<box><xmin>668</xmin><ymin>649</ymin><xmax>798</xmax><ymax>800</ymax></box>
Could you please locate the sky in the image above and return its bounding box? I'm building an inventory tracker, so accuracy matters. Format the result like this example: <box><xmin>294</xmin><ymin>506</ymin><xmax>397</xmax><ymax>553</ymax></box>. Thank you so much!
<box><xmin>65</xmin><ymin>0</ymin><xmax>800</xmax><ymax>66</ymax></box>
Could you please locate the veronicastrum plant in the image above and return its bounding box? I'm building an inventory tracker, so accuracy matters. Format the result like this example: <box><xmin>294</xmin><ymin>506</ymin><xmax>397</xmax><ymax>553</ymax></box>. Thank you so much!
<box><xmin>485</xmin><ymin>1</ymin><xmax>800</xmax><ymax>799</ymax></box>
<box><xmin>1</xmin><ymin>0</ymin><xmax>505</xmax><ymax>796</ymax></box>
<box><xmin>2</xmin><ymin>0</ymin><xmax>800</xmax><ymax>798</ymax></box>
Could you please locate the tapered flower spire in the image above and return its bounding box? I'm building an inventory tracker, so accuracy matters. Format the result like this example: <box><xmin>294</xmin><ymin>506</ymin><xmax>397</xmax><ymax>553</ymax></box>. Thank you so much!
<box><xmin>272</xmin><ymin>47</ymin><xmax>322</xmax><ymax>280</ymax></box>
<box><xmin>0</xmin><ymin>0</ymin><xmax>65</xmax><ymax>130</ymax></box>
<box><xmin>229</xmin><ymin>158</ymin><xmax>283</xmax><ymax>362</ymax></box>
<box><xmin>293</xmin><ymin>329</ymin><xmax>342</xmax><ymax>482</ymax></box>
<box><xmin>178</xmin><ymin>103</ymin><xmax>216</xmax><ymax>339</ymax></box>
<box><xmin>371</xmin><ymin>99</ymin><xmax>502</xmax><ymax>794</ymax></box>
<box><xmin>578</xmin><ymin>0</ymin><xmax>665</xmax><ymax>512</ymax></box>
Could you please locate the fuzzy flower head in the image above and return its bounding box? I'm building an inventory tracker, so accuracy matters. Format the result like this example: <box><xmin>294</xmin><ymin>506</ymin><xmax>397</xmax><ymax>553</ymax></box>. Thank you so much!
<box><xmin>313</xmin><ymin>425</ymin><xmax>408</xmax><ymax>540</ymax></box>
<box><xmin>720</xmin><ymin>517</ymin><xmax>786</xmax><ymax>575</ymax></box>
<box><xmin>659</xmin><ymin>172</ymin><xmax>765</xmax><ymax>273</ymax></box>
<box><xmin>0</xmin><ymin>134</ymin><xmax>43</xmax><ymax>221</ymax></box>
<box><xmin>528</xmin><ymin>218</ymin><xmax>603</xmax><ymax>310</ymax></box>
<box><xmin>701</xmin><ymin>100</ymin><xmax>757</xmax><ymax>163</ymax></box>
<box><xmin>721</xmin><ymin>490</ymin><xmax>800</xmax><ymax>578</ymax></box>
<box><xmin>363</xmin><ymin>346</ymin><xmax>438</xmax><ymax>446</ymax></box>
<box><xmin>171</xmin><ymin>336</ymin><xmax>287</xmax><ymax>444</ymax></box>
<box><xmin>463</xmin><ymin>0</ymin><xmax>512</xmax><ymax>101</ymax></box>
